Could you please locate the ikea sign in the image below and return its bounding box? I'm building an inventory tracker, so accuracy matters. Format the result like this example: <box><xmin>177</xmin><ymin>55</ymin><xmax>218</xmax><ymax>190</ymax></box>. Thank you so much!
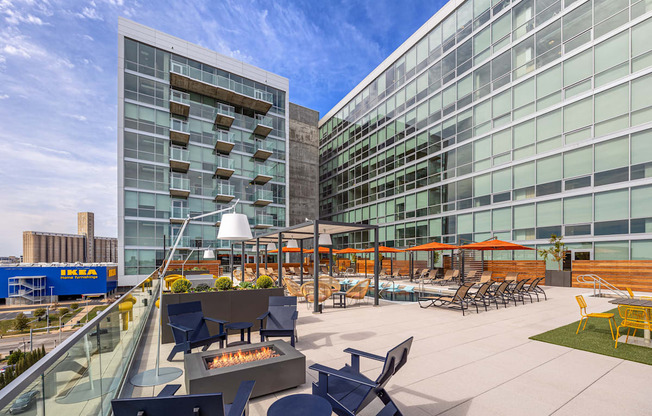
<box><xmin>60</xmin><ymin>269</ymin><xmax>99</xmax><ymax>279</ymax></box>
<box><xmin>0</xmin><ymin>265</ymin><xmax>118</xmax><ymax>298</ymax></box>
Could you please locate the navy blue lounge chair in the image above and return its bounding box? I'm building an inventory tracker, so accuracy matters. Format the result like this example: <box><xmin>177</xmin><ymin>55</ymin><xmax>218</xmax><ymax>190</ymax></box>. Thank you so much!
<box><xmin>111</xmin><ymin>380</ymin><xmax>255</xmax><ymax>416</ymax></box>
<box><xmin>309</xmin><ymin>337</ymin><xmax>413</xmax><ymax>416</ymax></box>
<box><xmin>258</xmin><ymin>296</ymin><xmax>298</xmax><ymax>347</ymax></box>
<box><xmin>167</xmin><ymin>301</ymin><xmax>227</xmax><ymax>361</ymax></box>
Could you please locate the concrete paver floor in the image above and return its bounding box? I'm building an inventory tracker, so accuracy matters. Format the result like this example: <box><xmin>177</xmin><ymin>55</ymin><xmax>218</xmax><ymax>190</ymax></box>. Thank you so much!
<box><xmin>123</xmin><ymin>286</ymin><xmax>651</xmax><ymax>415</ymax></box>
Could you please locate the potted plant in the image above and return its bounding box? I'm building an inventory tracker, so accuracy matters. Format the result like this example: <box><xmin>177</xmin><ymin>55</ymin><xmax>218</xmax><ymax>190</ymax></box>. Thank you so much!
<box><xmin>538</xmin><ymin>234</ymin><xmax>571</xmax><ymax>287</ymax></box>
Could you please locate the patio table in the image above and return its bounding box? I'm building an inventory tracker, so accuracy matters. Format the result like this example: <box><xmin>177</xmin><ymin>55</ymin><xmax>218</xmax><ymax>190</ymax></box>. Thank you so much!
<box><xmin>609</xmin><ymin>298</ymin><xmax>652</xmax><ymax>344</ymax></box>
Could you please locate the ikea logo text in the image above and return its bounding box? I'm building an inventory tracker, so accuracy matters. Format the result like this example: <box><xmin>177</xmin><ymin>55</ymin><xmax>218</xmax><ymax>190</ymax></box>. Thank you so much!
<box><xmin>108</xmin><ymin>269</ymin><xmax>117</xmax><ymax>277</ymax></box>
<box><xmin>60</xmin><ymin>269</ymin><xmax>99</xmax><ymax>280</ymax></box>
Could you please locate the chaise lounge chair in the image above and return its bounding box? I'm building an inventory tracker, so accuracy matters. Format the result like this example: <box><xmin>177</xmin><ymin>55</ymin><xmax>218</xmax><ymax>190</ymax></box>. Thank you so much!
<box><xmin>418</xmin><ymin>282</ymin><xmax>476</xmax><ymax>315</ymax></box>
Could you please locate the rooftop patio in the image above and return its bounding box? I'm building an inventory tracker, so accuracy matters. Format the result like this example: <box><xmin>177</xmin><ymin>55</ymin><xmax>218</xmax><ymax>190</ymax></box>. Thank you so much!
<box><xmin>122</xmin><ymin>285</ymin><xmax>652</xmax><ymax>415</ymax></box>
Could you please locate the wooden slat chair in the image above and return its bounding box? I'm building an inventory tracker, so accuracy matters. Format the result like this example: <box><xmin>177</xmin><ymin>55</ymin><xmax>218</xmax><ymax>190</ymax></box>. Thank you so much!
<box><xmin>575</xmin><ymin>295</ymin><xmax>616</xmax><ymax>341</ymax></box>
<box><xmin>258</xmin><ymin>296</ymin><xmax>298</xmax><ymax>347</ymax></box>
<box><xmin>166</xmin><ymin>301</ymin><xmax>227</xmax><ymax>361</ymax></box>
<box><xmin>346</xmin><ymin>279</ymin><xmax>371</xmax><ymax>305</ymax></box>
<box><xmin>309</xmin><ymin>337</ymin><xmax>413</xmax><ymax>416</ymax></box>
<box><xmin>418</xmin><ymin>282</ymin><xmax>476</xmax><ymax>315</ymax></box>
<box><xmin>112</xmin><ymin>380</ymin><xmax>255</xmax><ymax>416</ymax></box>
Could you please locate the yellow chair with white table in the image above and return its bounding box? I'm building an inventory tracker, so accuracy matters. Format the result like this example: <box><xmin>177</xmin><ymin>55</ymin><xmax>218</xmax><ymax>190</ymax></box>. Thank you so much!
<box><xmin>615</xmin><ymin>304</ymin><xmax>652</xmax><ymax>348</ymax></box>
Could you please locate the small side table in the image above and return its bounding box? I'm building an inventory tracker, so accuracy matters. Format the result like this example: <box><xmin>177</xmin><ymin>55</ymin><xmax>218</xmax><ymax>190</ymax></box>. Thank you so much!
<box><xmin>225</xmin><ymin>321</ymin><xmax>252</xmax><ymax>347</ymax></box>
<box><xmin>267</xmin><ymin>394</ymin><xmax>332</xmax><ymax>416</ymax></box>
<box><xmin>333</xmin><ymin>291</ymin><xmax>347</xmax><ymax>308</ymax></box>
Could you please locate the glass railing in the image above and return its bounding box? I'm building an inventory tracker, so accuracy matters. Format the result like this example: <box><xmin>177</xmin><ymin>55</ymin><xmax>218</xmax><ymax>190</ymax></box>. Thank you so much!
<box><xmin>170</xmin><ymin>205</ymin><xmax>189</xmax><ymax>219</ymax></box>
<box><xmin>216</xmin><ymin>156</ymin><xmax>235</xmax><ymax>171</ymax></box>
<box><xmin>170</xmin><ymin>118</ymin><xmax>189</xmax><ymax>133</ymax></box>
<box><xmin>0</xmin><ymin>269</ymin><xmax>161</xmax><ymax>416</ymax></box>
<box><xmin>215</xmin><ymin>182</ymin><xmax>235</xmax><ymax>196</ymax></box>
<box><xmin>170</xmin><ymin>146</ymin><xmax>189</xmax><ymax>162</ymax></box>
<box><xmin>254</xmin><ymin>165</ymin><xmax>271</xmax><ymax>177</ymax></box>
<box><xmin>254</xmin><ymin>140</ymin><xmax>273</xmax><ymax>155</ymax></box>
<box><xmin>255</xmin><ymin>114</ymin><xmax>273</xmax><ymax>128</ymax></box>
<box><xmin>255</xmin><ymin>189</ymin><xmax>273</xmax><ymax>202</ymax></box>
<box><xmin>215</xmin><ymin>103</ymin><xmax>235</xmax><ymax>119</ymax></box>
<box><xmin>215</xmin><ymin>130</ymin><xmax>234</xmax><ymax>144</ymax></box>
<box><xmin>168</xmin><ymin>236</ymin><xmax>191</xmax><ymax>247</ymax></box>
<box><xmin>170</xmin><ymin>89</ymin><xmax>190</xmax><ymax>105</ymax></box>
<box><xmin>255</xmin><ymin>213</ymin><xmax>273</xmax><ymax>226</ymax></box>
<box><xmin>170</xmin><ymin>174</ymin><xmax>190</xmax><ymax>191</ymax></box>
<box><xmin>170</xmin><ymin>61</ymin><xmax>274</xmax><ymax>104</ymax></box>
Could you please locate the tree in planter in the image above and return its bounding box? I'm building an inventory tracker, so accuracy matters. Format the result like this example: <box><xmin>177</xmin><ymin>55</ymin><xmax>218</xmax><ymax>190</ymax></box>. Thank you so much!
<box><xmin>33</xmin><ymin>308</ymin><xmax>46</xmax><ymax>319</ymax></box>
<box><xmin>538</xmin><ymin>234</ymin><xmax>566</xmax><ymax>271</ymax></box>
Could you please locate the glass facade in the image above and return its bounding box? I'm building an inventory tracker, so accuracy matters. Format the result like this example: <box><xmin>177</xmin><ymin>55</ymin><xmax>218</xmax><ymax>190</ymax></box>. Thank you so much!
<box><xmin>120</xmin><ymin>37</ymin><xmax>288</xmax><ymax>276</ymax></box>
<box><xmin>319</xmin><ymin>0</ymin><xmax>652</xmax><ymax>260</ymax></box>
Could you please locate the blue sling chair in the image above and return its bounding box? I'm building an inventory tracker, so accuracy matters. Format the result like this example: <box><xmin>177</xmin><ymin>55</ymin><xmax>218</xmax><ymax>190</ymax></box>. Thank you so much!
<box><xmin>257</xmin><ymin>296</ymin><xmax>298</xmax><ymax>347</ymax></box>
<box><xmin>309</xmin><ymin>337</ymin><xmax>413</xmax><ymax>416</ymax></box>
<box><xmin>167</xmin><ymin>301</ymin><xmax>228</xmax><ymax>361</ymax></box>
<box><xmin>111</xmin><ymin>380</ymin><xmax>255</xmax><ymax>416</ymax></box>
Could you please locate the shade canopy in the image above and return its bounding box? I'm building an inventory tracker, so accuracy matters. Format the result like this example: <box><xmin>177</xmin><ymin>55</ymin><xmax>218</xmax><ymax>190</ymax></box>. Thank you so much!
<box><xmin>458</xmin><ymin>239</ymin><xmax>535</xmax><ymax>251</ymax></box>
<box><xmin>404</xmin><ymin>242</ymin><xmax>459</xmax><ymax>251</ymax></box>
<box><xmin>361</xmin><ymin>246</ymin><xmax>404</xmax><ymax>253</ymax></box>
<box><xmin>304</xmin><ymin>246</ymin><xmax>334</xmax><ymax>254</ymax></box>
<box><xmin>217</xmin><ymin>213</ymin><xmax>253</xmax><ymax>241</ymax></box>
<box><xmin>268</xmin><ymin>247</ymin><xmax>301</xmax><ymax>253</ymax></box>
<box><xmin>336</xmin><ymin>248</ymin><xmax>364</xmax><ymax>254</ymax></box>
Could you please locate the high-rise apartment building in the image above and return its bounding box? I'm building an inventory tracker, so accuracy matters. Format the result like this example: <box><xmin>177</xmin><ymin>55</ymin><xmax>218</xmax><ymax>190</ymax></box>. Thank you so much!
<box><xmin>319</xmin><ymin>0</ymin><xmax>652</xmax><ymax>262</ymax></box>
<box><xmin>118</xmin><ymin>18</ymin><xmax>296</xmax><ymax>285</ymax></box>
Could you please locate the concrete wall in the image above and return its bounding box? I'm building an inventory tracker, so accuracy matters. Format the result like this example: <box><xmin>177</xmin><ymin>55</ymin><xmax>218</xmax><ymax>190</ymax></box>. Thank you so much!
<box><xmin>22</xmin><ymin>232</ymin><xmax>117</xmax><ymax>263</ymax></box>
<box><xmin>288</xmin><ymin>102</ymin><xmax>319</xmax><ymax>225</ymax></box>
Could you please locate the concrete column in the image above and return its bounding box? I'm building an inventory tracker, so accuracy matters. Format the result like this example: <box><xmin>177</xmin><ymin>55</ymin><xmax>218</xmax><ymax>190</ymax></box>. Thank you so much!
<box><xmin>39</xmin><ymin>234</ymin><xmax>46</xmax><ymax>262</ymax></box>
<box><xmin>47</xmin><ymin>236</ymin><xmax>54</xmax><ymax>262</ymax></box>
<box><xmin>75</xmin><ymin>237</ymin><xmax>83</xmax><ymax>262</ymax></box>
<box><xmin>67</xmin><ymin>237</ymin><xmax>73</xmax><ymax>262</ymax></box>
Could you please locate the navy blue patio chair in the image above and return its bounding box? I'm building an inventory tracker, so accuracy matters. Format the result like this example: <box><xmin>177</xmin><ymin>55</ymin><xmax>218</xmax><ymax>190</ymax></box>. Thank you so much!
<box><xmin>111</xmin><ymin>380</ymin><xmax>255</xmax><ymax>416</ymax></box>
<box><xmin>309</xmin><ymin>337</ymin><xmax>413</xmax><ymax>416</ymax></box>
<box><xmin>258</xmin><ymin>296</ymin><xmax>298</xmax><ymax>347</ymax></box>
<box><xmin>167</xmin><ymin>301</ymin><xmax>227</xmax><ymax>361</ymax></box>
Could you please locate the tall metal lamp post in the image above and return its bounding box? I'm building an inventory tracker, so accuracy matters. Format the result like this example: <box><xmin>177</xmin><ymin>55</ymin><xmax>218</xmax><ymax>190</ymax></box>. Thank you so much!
<box><xmin>131</xmin><ymin>199</ymin><xmax>252</xmax><ymax>386</ymax></box>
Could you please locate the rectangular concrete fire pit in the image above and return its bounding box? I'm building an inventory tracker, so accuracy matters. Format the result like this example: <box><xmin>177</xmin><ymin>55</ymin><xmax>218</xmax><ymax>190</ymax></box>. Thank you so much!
<box><xmin>184</xmin><ymin>340</ymin><xmax>305</xmax><ymax>403</ymax></box>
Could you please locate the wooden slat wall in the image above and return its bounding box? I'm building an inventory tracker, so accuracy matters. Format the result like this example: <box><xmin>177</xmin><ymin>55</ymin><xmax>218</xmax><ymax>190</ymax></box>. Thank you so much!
<box><xmin>167</xmin><ymin>260</ymin><xmax>222</xmax><ymax>276</ymax></box>
<box><xmin>484</xmin><ymin>260</ymin><xmax>546</xmax><ymax>282</ymax></box>
<box><xmin>572</xmin><ymin>260</ymin><xmax>652</xmax><ymax>292</ymax></box>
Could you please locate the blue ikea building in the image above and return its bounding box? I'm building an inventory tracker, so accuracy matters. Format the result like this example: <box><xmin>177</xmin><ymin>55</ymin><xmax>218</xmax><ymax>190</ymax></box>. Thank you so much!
<box><xmin>0</xmin><ymin>264</ymin><xmax>118</xmax><ymax>304</ymax></box>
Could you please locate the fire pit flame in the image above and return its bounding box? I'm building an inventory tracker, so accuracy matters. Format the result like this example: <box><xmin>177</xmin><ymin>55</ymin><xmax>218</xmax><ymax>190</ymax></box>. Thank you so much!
<box><xmin>207</xmin><ymin>346</ymin><xmax>280</xmax><ymax>369</ymax></box>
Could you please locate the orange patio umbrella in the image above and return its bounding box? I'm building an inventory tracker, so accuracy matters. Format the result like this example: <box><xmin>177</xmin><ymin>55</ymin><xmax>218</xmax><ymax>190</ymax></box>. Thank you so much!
<box><xmin>458</xmin><ymin>239</ymin><xmax>534</xmax><ymax>251</ymax></box>
<box><xmin>360</xmin><ymin>246</ymin><xmax>404</xmax><ymax>277</ymax></box>
<box><xmin>404</xmin><ymin>242</ymin><xmax>459</xmax><ymax>279</ymax></box>
<box><xmin>336</xmin><ymin>248</ymin><xmax>363</xmax><ymax>274</ymax></box>
<box><xmin>304</xmin><ymin>246</ymin><xmax>334</xmax><ymax>254</ymax></box>
<box><xmin>268</xmin><ymin>247</ymin><xmax>301</xmax><ymax>253</ymax></box>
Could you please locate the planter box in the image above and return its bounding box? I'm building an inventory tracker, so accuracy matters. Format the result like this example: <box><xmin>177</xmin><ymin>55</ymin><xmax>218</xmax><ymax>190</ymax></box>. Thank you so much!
<box><xmin>160</xmin><ymin>288</ymin><xmax>284</xmax><ymax>344</ymax></box>
<box><xmin>165</xmin><ymin>270</ymin><xmax>209</xmax><ymax>277</ymax></box>
<box><xmin>546</xmin><ymin>270</ymin><xmax>572</xmax><ymax>287</ymax></box>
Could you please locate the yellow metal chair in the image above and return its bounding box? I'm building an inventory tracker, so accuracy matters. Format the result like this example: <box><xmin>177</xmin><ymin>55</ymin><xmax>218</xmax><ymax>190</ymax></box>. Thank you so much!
<box><xmin>626</xmin><ymin>287</ymin><xmax>635</xmax><ymax>298</ymax></box>
<box><xmin>575</xmin><ymin>295</ymin><xmax>616</xmax><ymax>340</ymax></box>
<box><xmin>164</xmin><ymin>274</ymin><xmax>184</xmax><ymax>290</ymax></box>
<box><xmin>615</xmin><ymin>304</ymin><xmax>652</xmax><ymax>348</ymax></box>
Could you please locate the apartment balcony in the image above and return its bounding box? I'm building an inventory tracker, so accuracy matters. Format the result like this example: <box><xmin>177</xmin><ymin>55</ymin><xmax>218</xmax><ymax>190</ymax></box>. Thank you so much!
<box><xmin>214</xmin><ymin>156</ymin><xmax>235</xmax><ymax>179</ymax></box>
<box><xmin>169</xmin><ymin>205</ymin><xmax>189</xmax><ymax>224</ymax></box>
<box><xmin>252</xmin><ymin>140</ymin><xmax>273</xmax><ymax>161</ymax></box>
<box><xmin>169</xmin><ymin>146</ymin><xmax>190</xmax><ymax>173</ymax></box>
<box><xmin>213</xmin><ymin>103</ymin><xmax>235</xmax><ymax>128</ymax></box>
<box><xmin>253</xmin><ymin>213</ymin><xmax>273</xmax><ymax>229</ymax></box>
<box><xmin>169</xmin><ymin>90</ymin><xmax>190</xmax><ymax>118</ymax></box>
<box><xmin>251</xmin><ymin>165</ymin><xmax>273</xmax><ymax>185</ymax></box>
<box><xmin>168</xmin><ymin>235</ymin><xmax>191</xmax><ymax>247</ymax></box>
<box><xmin>169</xmin><ymin>118</ymin><xmax>190</xmax><ymax>146</ymax></box>
<box><xmin>214</xmin><ymin>182</ymin><xmax>235</xmax><ymax>203</ymax></box>
<box><xmin>214</xmin><ymin>130</ymin><xmax>235</xmax><ymax>155</ymax></box>
<box><xmin>169</xmin><ymin>174</ymin><xmax>190</xmax><ymax>198</ymax></box>
<box><xmin>253</xmin><ymin>188</ymin><xmax>273</xmax><ymax>206</ymax></box>
<box><xmin>253</xmin><ymin>114</ymin><xmax>273</xmax><ymax>138</ymax></box>
<box><xmin>170</xmin><ymin>61</ymin><xmax>273</xmax><ymax>114</ymax></box>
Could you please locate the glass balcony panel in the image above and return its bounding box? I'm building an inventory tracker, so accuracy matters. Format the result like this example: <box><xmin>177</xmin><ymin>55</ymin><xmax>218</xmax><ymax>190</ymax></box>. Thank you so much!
<box><xmin>214</xmin><ymin>103</ymin><xmax>235</xmax><ymax>128</ymax></box>
<box><xmin>170</xmin><ymin>119</ymin><xmax>189</xmax><ymax>133</ymax></box>
<box><xmin>254</xmin><ymin>213</ymin><xmax>273</xmax><ymax>228</ymax></box>
<box><xmin>253</xmin><ymin>115</ymin><xmax>273</xmax><ymax>137</ymax></box>
<box><xmin>170</xmin><ymin>89</ymin><xmax>190</xmax><ymax>105</ymax></box>
<box><xmin>170</xmin><ymin>146</ymin><xmax>189</xmax><ymax>162</ymax></box>
<box><xmin>214</xmin><ymin>130</ymin><xmax>235</xmax><ymax>154</ymax></box>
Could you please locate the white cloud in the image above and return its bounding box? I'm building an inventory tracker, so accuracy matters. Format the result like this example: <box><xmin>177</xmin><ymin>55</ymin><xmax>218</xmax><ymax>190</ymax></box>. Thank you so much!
<box><xmin>76</xmin><ymin>6</ymin><xmax>103</xmax><ymax>20</ymax></box>
<box><xmin>0</xmin><ymin>94</ymin><xmax>8</xmax><ymax>99</ymax></box>
<box><xmin>69</xmin><ymin>114</ymin><xmax>87</xmax><ymax>122</ymax></box>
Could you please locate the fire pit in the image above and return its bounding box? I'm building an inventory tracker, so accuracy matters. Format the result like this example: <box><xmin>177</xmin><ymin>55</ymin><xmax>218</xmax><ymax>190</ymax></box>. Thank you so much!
<box><xmin>184</xmin><ymin>340</ymin><xmax>305</xmax><ymax>402</ymax></box>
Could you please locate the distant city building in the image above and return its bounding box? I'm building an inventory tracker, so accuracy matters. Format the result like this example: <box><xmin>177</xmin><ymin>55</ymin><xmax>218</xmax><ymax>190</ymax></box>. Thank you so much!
<box><xmin>23</xmin><ymin>212</ymin><xmax>117</xmax><ymax>264</ymax></box>
<box><xmin>0</xmin><ymin>263</ymin><xmax>118</xmax><ymax>305</ymax></box>
<box><xmin>0</xmin><ymin>256</ymin><xmax>22</xmax><ymax>264</ymax></box>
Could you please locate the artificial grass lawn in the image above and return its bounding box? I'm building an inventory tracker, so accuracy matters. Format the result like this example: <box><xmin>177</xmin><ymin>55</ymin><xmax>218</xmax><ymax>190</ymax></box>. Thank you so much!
<box><xmin>531</xmin><ymin>308</ymin><xmax>652</xmax><ymax>366</ymax></box>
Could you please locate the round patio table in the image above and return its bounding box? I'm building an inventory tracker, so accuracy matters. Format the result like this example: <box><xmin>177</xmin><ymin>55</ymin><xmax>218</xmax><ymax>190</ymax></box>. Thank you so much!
<box><xmin>267</xmin><ymin>394</ymin><xmax>332</xmax><ymax>416</ymax></box>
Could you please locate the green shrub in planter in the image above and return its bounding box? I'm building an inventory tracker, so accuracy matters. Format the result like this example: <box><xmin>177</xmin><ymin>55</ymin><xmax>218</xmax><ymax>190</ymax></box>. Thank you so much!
<box><xmin>214</xmin><ymin>276</ymin><xmax>233</xmax><ymax>291</ymax></box>
<box><xmin>71</xmin><ymin>303</ymin><xmax>79</xmax><ymax>310</ymax></box>
<box><xmin>194</xmin><ymin>283</ymin><xmax>211</xmax><ymax>292</ymax></box>
<box><xmin>239</xmin><ymin>281</ymin><xmax>254</xmax><ymax>289</ymax></box>
<box><xmin>171</xmin><ymin>278</ymin><xmax>192</xmax><ymax>293</ymax></box>
<box><xmin>256</xmin><ymin>275</ymin><xmax>274</xmax><ymax>289</ymax></box>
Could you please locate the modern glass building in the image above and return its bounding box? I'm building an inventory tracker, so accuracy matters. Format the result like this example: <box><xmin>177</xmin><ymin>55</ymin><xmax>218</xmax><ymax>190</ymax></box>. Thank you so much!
<box><xmin>118</xmin><ymin>18</ymin><xmax>289</xmax><ymax>285</ymax></box>
<box><xmin>318</xmin><ymin>0</ymin><xmax>652</xmax><ymax>262</ymax></box>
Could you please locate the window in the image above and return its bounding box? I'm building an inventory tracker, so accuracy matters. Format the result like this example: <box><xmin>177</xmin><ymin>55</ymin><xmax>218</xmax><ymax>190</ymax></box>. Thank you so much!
<box><xmin>537</xmin><ymin>109</ymin><xmax>561</xmax><ymax>141</ymax></box>
<box><xmin>594</xmin><ymin>31</ymin><xmax>629</xmax><ymax>84</ymax></box>
<box><xmin>514</xmin><ymin>204</ymin><xmax>535</xmax><ymax>228</ymax></box>
<box><xmin>513</xmin><ymin>36</ymin><xmax>535</xmax><ymax>78</ymax></box>
<box><xmin>594</xmin><ymin>84</ymin><xmax>629</xmax><ymax>136</ymax></box>
<box><xmin>632</xmin><ymin>74</ymin><xmax>652</xmax><ymax>126</ymax></box>
<box><xmin>632</xmin><ymin>129</ymin><xmax>652</xmax><ymax>165</ymax></box>
<box><xmin>595</xmin><ymin>241</ymin><xmax>629</xmax><ymax>260</ymax></box>
<box><xmin>537</xmin><ymin>199</ymin><xmax>562</xmax><ymax>226</ymax></box>
<box><xmin>537</xmin><ymin>64</ymin><xmax>561</xmax><ymax>98</ymax></box>
<box><xmin>513</xmin><ymin>162</ymin><xmax>535</xmax><ymax>188</ymax></box>
<box><xmin>595</xmin><ymin>136</ymin><xmax>628</xmax><ymax>172</ymax></box>
<box><xmin>474</xmin><ymin>210</ymin><xmax>491</xmax><ymax>232</ymax></box>
<box><xmin>595</xmin><ymin>189</ymin><xmax>628</xmax><ymax>221</ymax></box>
<box><xmin>493</xmin><ymin>207</ymin><xmax>511</xmax><ymax>230</ymax></box>
<box><xmin>563</xmin><ymin>147</ymin><xmax>592</xmax><ymax>178</ymax></box>
<box><xmin>513</xmin><ymin>77</ymin><xmax>535</xmax><ymax>108</ymax></box>
<box><xmin>632</xmin><ymin>18</ymin><xmax>652</xmax><ymax>71</ymax></box>
<box><xmin>632</xmin><ymin>185</ymin><xmax>652</xmax><ymax>218</ymax></box>
<box><xmin>563</xmin><ymin>97</ymin><xmax>592</xmax><ymax>132</ymax></box>
<box><xmin>537</xmin><ymin>154</ymin><xmax>561</xmax><ymax>184</ymax></box>
<box><xmin>563</xmin><ymin>0</ymin><xmax>592</xmax><ymax>42</ymax></box>
<box><xmin>513</xmin><ymin>119</ymin><xmax>535</xmax><ymax>148</ymax></box>
<box><xmin>564</xmin><ymin>49</ymin><xmax>592</xmax><ymax>87</ymax></box>
<box><xmin>564</xmin><ymin>195</ymin><xmax>592</xmax><ymax>224</ymax></box>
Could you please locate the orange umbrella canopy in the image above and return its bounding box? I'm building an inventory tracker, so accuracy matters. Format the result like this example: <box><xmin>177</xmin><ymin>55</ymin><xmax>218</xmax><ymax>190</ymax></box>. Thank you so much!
<box><xmin>458</xmin><ymin>239</ymin><xmax>535</xmax><ymax>251</ymax></box>
<box><xmin>268</xmin><ymin>247</ymin><xmax>301</xmax><ymax>253</ymax></box>
<box><xmin>404</xmin><ymin>242</ymin><xmax>459</xmax><ymax>251</ymax></box>
<box><xmin>304</xmin><ymin>246</ymin><xmax>334</xmax><ymax>254</ymax></box>
<box><xmin>361</xmin><ymin>246</ymin><xmax>404</xmax><ymax>253</ymax></box>
<box><xmin>337</xmin><ymin>248</ymin><xmax>364</xmax><ymax>254</ymax></box>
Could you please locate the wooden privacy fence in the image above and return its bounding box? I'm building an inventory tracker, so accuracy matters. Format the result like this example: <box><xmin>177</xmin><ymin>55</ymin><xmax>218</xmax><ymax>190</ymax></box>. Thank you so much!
<box><xmin>484</xmin><ymin>260</ymin><xmax>546</xmax><ymax>282</ymax></box>
<box><xmin>572</xmin><ymin>260</ymin><xmax>652</xmax><ymax>292</ymax></box>
<box><xmin>167</xmin><ymin>260</ymin><xmax>222</xmax><ymax>276</ymax></box>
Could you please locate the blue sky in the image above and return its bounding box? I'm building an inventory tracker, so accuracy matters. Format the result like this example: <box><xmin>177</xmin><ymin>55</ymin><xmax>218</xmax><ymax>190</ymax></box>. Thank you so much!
<box><xmin>0</xmin><ymin>0</ymin><xmax>446</xmax><ymax>255</ymax></box>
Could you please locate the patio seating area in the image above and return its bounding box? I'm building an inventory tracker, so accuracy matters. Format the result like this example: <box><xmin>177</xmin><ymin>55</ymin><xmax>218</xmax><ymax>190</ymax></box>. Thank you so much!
<box><xmin>123</xmin><ymin>285</ymin><xmax>652</xmax><ymax>415</ymax></box>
